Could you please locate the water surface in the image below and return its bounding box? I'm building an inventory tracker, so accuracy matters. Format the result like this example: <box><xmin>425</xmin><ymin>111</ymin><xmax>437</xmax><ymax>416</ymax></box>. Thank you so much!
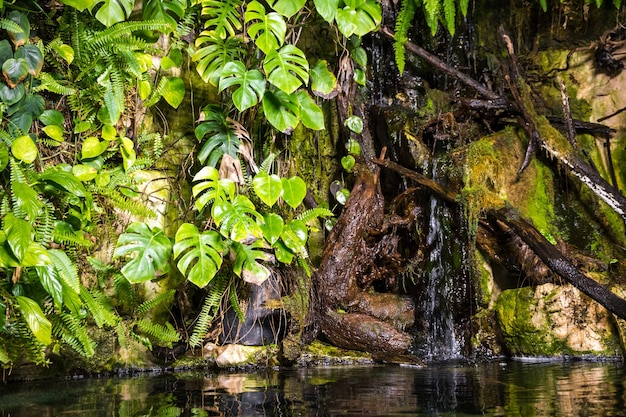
<box><xmin>1</xmin><ymin>360</ymin><xmax>624</xmax><ymax>416</ymax></box>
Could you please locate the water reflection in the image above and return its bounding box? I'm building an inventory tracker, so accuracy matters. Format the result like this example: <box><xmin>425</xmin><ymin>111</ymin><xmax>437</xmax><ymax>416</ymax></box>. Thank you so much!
<box><xmin>0</xmin><ymin>361</ymin><xmax>624</xmax><ymax>416</ymax></box>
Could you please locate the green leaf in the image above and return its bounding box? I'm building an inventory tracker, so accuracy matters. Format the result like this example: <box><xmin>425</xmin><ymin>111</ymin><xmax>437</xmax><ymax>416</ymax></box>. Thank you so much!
<box><xmin>346</xmin><ymin>138</ymin><xmax>361</xmax><ymax>155</ymax></box>
<box><xmin>72</xmin><ymin>164</ymin><xmax>98</xmax><ymax>181</ymax></box>
<box><xmin>59</xmin><ymin>0</ymin><xmax>95</xmax><ymax>11</ymax></box>
<box><xmin>21</xmin><ymin>242</ymin><xmax>52</xmax><ymax>267</ymax></box>
<box><xmin>0</xmin><ymin>142</ymin><xmax>9</xmax><ymax>172</ymax></box>
<box><xmin>219</xmin><ymin>61</ymin><xmax>266</xmax><ymax>111</ymax></box>
<box><xmin>262</xmin><ymin>89</ymin><xmax>299</xmax><ymax>134</ymax></box>
<box><xmin>81</xmin><ymin>136</ymin><xmax>109</xmax><ymax>159</ymax></box>
<box><xmin>263</xmin><ymin>45</ymin><xmax>309</xmax><ymax>94</ymax></box>
<box><xmin>6</xmin><ymin>11</ymin><xmax>29</xmax><ymax>48</ymax></box>
<box><xmin>192</xmin><ymin>166</ymin><xmax>236</xmax><ymax>211</ymax></box>
<box><xmin>245</xmin><ymin>1</ymin><xmax>287</xmax><ymax>54</ymax></box>
<box><xmin>232</xmin><ymin>241</ymin><xmax>271</xmax><ymax>285</ymax></box>
<box><xmin>93</xmin><ymin>0</ymin><xmax>134</xmax><ymax>27</ymax></box>
<box><xmin>120</xmin><ymin>137</ymin><xmax>136</xmax><ymax>171</ymax></box>
<box><xmin>114</xmin><ymin>222</ymin><xmax>173</xmax><ymax>283</ymax></box>
<box><xmin>311</xmin><ymin>60</ymin><xmax>337</xmax><ymax>98</ymax></box>
<box><xmin>4</xmin><ymin>213</ymin><xmax>32</xmax><ymax>261</ymax></box>
<box><xmin>280</xmin><ymin>219</ymin><xmax>308</xmax><ymax>257</ymax></box>
<box><xmin>335</xmin><ymin>0</ymin><xmax>381</xmax><ymax>37</ymax></box>
<box><xmin>16</xmin><ymin>296</ymin><xmax>52</xmax><ymax>346</ymax></box>
<box><xmin>261</xmin><ymin>213</ymin><xmax>284</xmax><ymax>245</ymax></box>
<box><xmin>143</xmin><ymin>0</ymin><xmax>185</xmax><ymax>27</ymax></box>
<box><xmin>43</xmin><ymin>125</ymin><xmax>65</xmax><ymax>143</ymax></box>
<box><xmin>12</xmin><ymin>181</ymin><xmax>42</xmax><ymax>221</ymax></box>
<box><xmin>200</xmin><ymin>0</ymin><xmax>243</xmax><ymax>39</ymax></box>
<box><xmin>313</xmin><ymin>0</ymin><xmax>339</xmax><ymax>22</ymax></box>
<box><xmin>14</xmin><ymin>45</ymin><xmax>43</xmax><ymax>77</ymax></box>
<box><xmin>48</xmin><ymin>249</ymin><xmax>80</xmax><ymax>293</ymax></box>
<box><xmin>162</xmin><ymin>76</ymin><xmax>185</xmax><ymax>108</ymax></box>
<box><xmin>344</xmin><ymin>115</ymin><xmax>363</xmax><ymax>133</ymax></box>
<box><xmin>195</xmin><ymin>105</ymin><xmax>241</xmax><ymax>167</ymax></box>
<box><xmin>193</xmin><ymin>33</ymin><xmax>244</xmax><ymax>86</ymax></box>
<box><xmin>351</xmin><ymin>47</ymin><xmax>368</xmax><ymax>67</ymax></box>
<box><xmin>281</xmin><ymin>176</ymin><xmax>307</xmax><ymax>208</ymax></box>
<box><xmin>295</xmin><ymin>91</ymin><xmax>325</xmax><ymax>130</ymax></box>
<box><xmin>273</xmin><ymin>239</ymin><xmax>294</xmax><ymax>264</ymax></box>
<box><xmin>212</xmin><ymin>196</ymin><xmax>264</xmax><ymax>241</ymax></box>
<box><xmin>39</xmin><ymin>109</ymin><xmax>65</xmax><ymax>126</ymax></box>
<box><xmin>173</xmin><ymin>223</ymin><xmax>225</xmax><ymax>288</ymax></box>
<box><xmin>39</xmin><ymin>170</ymin><xmax>88</xmax><ymax>197</ymax></box>
<box><xmin>252</xmin><ymin>171</ymin><xmax>283</xmax><ymax>207</ymax></box>
<box><xmin>342</xmin><ymin>155</ymin><xmax>355</xmax><ymax>172</ymax></box>
<box><xmin>267</xmin><ymin>0</ymin><xmax>306</xmax><ymax>17</ymax></box>
<box><xmin>11</xmin><ymin>135</ymin><xmax>38</xmax><ymax>163</ymax></box>
<box><xmin>52</xmin><ymin>42</ymin><xmax>74</xmax><ymax>65</ymax></box>
<box><xmin>0</xmin><ymin>40</ymin><xmax>13</xmax><ymax>69</ymax></box>
<box><xmin>0</xmin><ymin>82</ymin><xmax>24</xmax><ymax>106</ymax></box>
<box><xmin>2</xmin><ymin>58</ymin><xmax>29</xmax><ymax>88</ymax></box>
<box><xmin>37</xmin><ymin>265</ymin><xmax>64</xmax><ymax>308</ymax></box>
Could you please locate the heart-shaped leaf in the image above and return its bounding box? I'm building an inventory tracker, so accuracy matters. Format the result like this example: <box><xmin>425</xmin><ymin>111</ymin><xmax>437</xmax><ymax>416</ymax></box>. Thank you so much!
<box><xmin>261</xmin><ymin>213</ymin><xmax>284</xmax><ymax>245</ymax></box>
<box><xmin>72</xmin><ymin>164</ymin><xmax>98</xmax><ymax>181</ymax></box>
<box><xmin>341</xmin><ymin>155</ymin><xmax>355</xmax><ymax>172</ymax></box>
<box><xmin>0</xmin><ymin>82</ymin><xmax>24</xmax><ymax>106</ymax></box>
<box><xmin>3</xmin><ymin>58</ymin><xmax>29</xmax><ymax>88</ymax></box>
<box><xmin>262</xmin><ymin>90</ymin><xmax>299</xmax><ymax>134</ymax></box>
<box><xmin>14</xmin><ymin>45</ymin><xmax>43</xmax><ymax>77</ymax></box>
<box><xmin>281</xmin><ymin>176</ymin><xmax>307</xmax><ymax>208</ymax></box>
<box><xmin>311</xmin><ymin>60</ymin><xmax>338</xmax><ymax>99</ymax></box>
<box><xmin>280</xmin><ymin>219</ymin><xmax>308</xmax><ymax>257</ymax></box>
<box><xmin>295</xmin><ymin>91</ymin><xmax>324</xmax><ymax>130</ymax></box>
<box><xmin>11</xmin><ymin>135</ymin><xmax>38</xmax><ymax>163</ymax></box>
<box><xmin>52</xmin><ymin>42</ymin><xmax>74</xmax><ymax>65</ymax></box>
<box><xmin>39</xmin><ymin>109</ymin><xmax>65</xmax><ymax>126</ymax></box>
<box><xmin>7</xmin><ymin>11</ymin><xmax>30</xmax><ymax>47</ymax></box>
<box><xmin>43</xmin><ymin>125</ymin><xmax>65</xmax><ymax>143</ymax></box>
<box><xmin>162</xmin><ymin>76</ymin><xmax>185</xmax><ymax>108</ymax></box>
<box><xmin>81</xmin><ymin>136</ymin><xmax>109</xmax><ymax>159</ymax></box>
<box><xmin>253</xmin><ymin>171</ymin><xmax>283</xmax><ymax>207</ymax></box>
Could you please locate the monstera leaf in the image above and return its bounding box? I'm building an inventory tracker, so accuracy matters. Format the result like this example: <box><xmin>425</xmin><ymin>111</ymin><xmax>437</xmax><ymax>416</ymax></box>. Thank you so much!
<box><xmin>192</xmin><ymin>166</ymin><xmax>236</xmax><ymax>211</ymax></box>
<box><xmin>245</xmin><ymin>1</ymin><xmax>286</xmax><ymax>54</ymax></box>
<box><xmin>174</xmin><ymin>223</ymin><xmax>225</xmax><ymax>288</ymax></box>
<box><xmin>201</xmin><ymin>0</ymin><xmax>243</xmax><ymax>39</ymax></box>
<box><xmin>193</xmin><ymin>33</ymin><xmax>244</xmax><ymax>86</ymax></box>
<box><xmin>195</xmin><ymin>105</ymin><xmax>241</xmax><ymax>167</ymax></box>
<box><xmin>263</xmin><ymin>45</ymin><xmax>309</xmax><ymax>94</ymax></box>
<box><xmin>219</xmin><ymin>61</ymin><xmax>266</xmax><ymax>111</ymax></box>
<box><xmin>231</xmin><ymin>241</ymin><xmax>271</xmax><ymax>285</ymax></box>
<box><xmin>212</xmin><ymin>195</ymin><xmax>264</xmax><ymax>241</ymax></box>
<box><xmin>114</xmin><ymin>222</ymin><xmax>172</xmax><ymax>283</ymax></box>
<box><xmin>142</xmin><ymin>0</ymin><xmax>185</xmax><ymax>27</ymax></box>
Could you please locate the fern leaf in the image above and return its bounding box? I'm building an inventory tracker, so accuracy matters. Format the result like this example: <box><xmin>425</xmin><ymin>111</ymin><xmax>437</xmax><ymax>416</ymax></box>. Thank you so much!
<box><xmin>189</xmin><ymin>275</ymin><xmax>229</xmax><ymax>346</ymax></box>
<box><xmin>136</xmin><ymin>319</ymin><xmax>180</xmax><ymax>347</ymax></box>
<box><xmin>459</xmin><ymin>0</ymin><xmax>469</xmax><ymax>16</ymax></box>
<box><xmin>135</xmin><ymin>289</ymin><xmax>176</xmax><ymax>315</ymax></box>
<box><xmin>424</xmin><ymin>0</ymin><xmax>441</xmax><ymax>35</ymax></box>
<box><xmin>296</xmin><ymin>207</ymin><xmax>334</xmax><ymax>223</ymax></box>
<box><xmin>443</xmin><ymin>0</ymin><xmax>456</xmax><ymax>35</ymax></box>
<box><xmin>228</xmin><ymin>282</ymin><xmax>245</xmax><ymax>322</ymax></box>
<box><xmin>80</xmin><ymin>288</ymin><xmax>120</xmax><ymax>327</ymax></box>
<box><xmin>33</xmin><ymin>73</ymin><xmax>78</xmax><ymax>95</ymax></box>
<box><xmin>394</xmin><ymin>0</ymin><xmax>416</xmax><ymax>74</ymax></box>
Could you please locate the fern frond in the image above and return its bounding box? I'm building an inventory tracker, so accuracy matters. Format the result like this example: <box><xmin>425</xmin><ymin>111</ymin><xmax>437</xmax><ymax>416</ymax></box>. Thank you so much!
<box><xmin>88</xmin><ymin>21</ymin><xmax>173</xmax><ymax>51</ymax></box>
<box><xmin>0</xmin><ymin>17</ymin><xmax>23</xmax><ymax>34</ymax></box>
<box><xmin>258</xmin><ymin>152</ymin><xmax>279</xmax><ymax>174</ymax></box>
<box><xmin>115</xmin><ymin>321</ymin><xmax>129</xmax><ymax>350</ymax></box>
<box><xmin>296</xmin><ymin>207</ymin><xmax>334</xmax><ymax>223</ymax></box>
<box><xmin>96</xmin><ymin>187</ymin><xmax>157</xmax><ymax>219</ymax></box>
<box><xmin>32</xmin><ymin>73</ymin><xmax>78</xmax><ymax>95</ymax></box>
<box><xmin>394</xmin><ymin>0</ymin><xmax>416</xmax><ymax>74</ymax></box>
<box><xmin>459</xmin><ymin>0</ymin><xmax>469</xmax><ymax>16</ymax></box>
<box><xmin>424</xmin><ymin>0</ymin><xmax>441</xmax><ymax>35</ymax></box>
<box><xmin>189</xmin><ymin>275</ymin><xmax>230</xmax><ymax>347</ymax></box>
<box><xmin>135</xmin><ymin>289</ymin><xmax>176</xmax><ymax>315</ymax></box>
<box><xmin>34</xmin><ymin>203</ymin><xmax>55</xmax><ymax>246</ymax></box>
<box><xmin>54</xmin><ymin>313</ymin><xmax>97</xmax><ymax>357</ymax></box>
<box><xmin>136</xmin><ymin>319</ymin><xmax>180</xmax><ymax>347</ymax></box>
<box><xmin>443</xmin><ymin>0</ymin><xmax>456</xmax><ymax>34</ymax></box>
<box><xmin>80</xmin><ymin>288</ymin><xmax>120</xmax><ymax>327</ymax></box>
<box><xmin>228</xmin><ymin>282</ymin><xmax>245</xmax><ymax>322</ymax></box>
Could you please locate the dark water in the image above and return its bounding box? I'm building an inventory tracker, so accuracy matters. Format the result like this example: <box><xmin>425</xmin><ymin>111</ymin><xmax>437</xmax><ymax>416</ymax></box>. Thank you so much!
<box><xmin>1</xmin><ymin>360</ymin><xmax>625</xmax><ymax>416</ymax></box>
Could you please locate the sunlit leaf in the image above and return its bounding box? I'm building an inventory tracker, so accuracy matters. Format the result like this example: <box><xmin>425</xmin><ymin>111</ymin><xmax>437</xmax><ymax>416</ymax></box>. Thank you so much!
<box><xmin>263</xmin><ymin>45</ymin><xmax>309</xmax><ymax>94</ymax></box>
<box><xmin>295</xmin><ymin>91</ymin><xmax>324</xmax><ymax>130</ymax></box>
<box><xmin>261</xmin><ymin>213</ymin><xmax>284</xmax><ymax>245</ymax></box>
<box><xmin>12</xmin><ymin>181</ymin><xmax>42</xmax><ymax>221</ymax></box>
<box><xmin>16</xmin><ymin>296</ymin><xmax>52</xmax><ymax>346</ymax></box>
<box><xmin>311</xmin><ymin>60</ymin><xmax>337</xmax><ymax>98</ymax></box>
<box><xmin>281</xmin><ymin>176</ymin><xmax>307</xmax><ymax>209</ymax></box>
<box><xmin>252</xmin><ymin>171</ymin><xmax>283</xmax><ymax>207</ymax></box>
<box><xmin>114</xmin><ymin>222</ymin><xmax>173</xmax><ymax>283</ymax></box>
<box><xmin>11</xmin><ymin>135</ymin><xmax>37</xmax><ymax>163</ymax></box>
<box><xmin>174</xmin><ymin>223</ymin><xmax>225</xmax><ymax>288</ymax></box>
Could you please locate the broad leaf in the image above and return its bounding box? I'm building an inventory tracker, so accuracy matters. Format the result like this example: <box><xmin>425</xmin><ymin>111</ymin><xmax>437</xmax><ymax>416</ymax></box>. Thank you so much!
<box><xmin>193</xmin><ymin>33</ymin><xmax>244</xmax><ymax>86</ymax></box>
<box><xmin>52</xmin><ymin>42</ymin><xmax>74</xmax><ymax>65</ymax></box>
<box><xmin>43</xmin><ymin>125</ymin><xmax>65</xmax><ymax>143</ymax></box>
<box><xmin>173</xmin><ymin>223</ymin><xmax>225</xmax><ymax>288</ymax></box>
<box><xmin>192</xmin><ymin>166</ymin><xmax>236</xmax><ymax>211</ymax></box>
<box><xmin>72</xmin><ymin>164</ymin><xmax>98</xmax><ymax>181</ymax></box>
<box><xmin>59</xmin><ymin>0</ymin><xmax>95</xmax><ymax>11</ymax></box>
<box><xmin>195</xmin><ymin>105</ymin><xmax>241</xmax><ymax>167</ymax></box>
<box><xmin>11</xmin><ymin>135</ymin><xmax>37</xmax><ymax>164</ymax></box>
<box><xmin>39</xmin><ymin>109</ymin><xmax>65</xmax><ymax>126</ymax></box>
<box><xmin>267</xmin><ymin>0</ymin><xmax>306</xmax><ymax>17</ymax></box>
<box><xmin>39</xmin><ymin>170</ymin><xmax>88</xmax><ymax>197</ymax></box>
<box><xmin>281</xmin><ymin>176</ymin><xmax>307</xmax><ymax>208</ymax></box>
<box><xmin>335</xmin><ymin>0</ymin><xmax>381</xmax><ymax>37</ymax></box>
<box><xmin>0</xmin><ymin>82</ymin><xmax>24</xmax><ymax>106</ymax></box>
<box><xmin>0</xmin><ymin>40</ymin><xmax>13</xmax><ymax>68</ymax></box>
<box><xmin>142</xmin><ymin>0</ymin><xmax>185</xmax><ymax>27</ymax></box>
<box><xmin>119</xmin><ymin>137</ymin><xmax>136</xmax><ymax>171</ymax></box>
<box><xmin>263</xmin><ymin>45</ymin><xmax>309</xmax><ymax>94</ymax></box>
<box><xmin>162</xmin><ymin>76</ymin><xmax>185</xmax><ymax>108</ymax></box>
<box><xmin>219</xmin><ymin>61</ymin><xmax>266</xmax><ymax>111</ymax></box>
<box><xmin>262</xmin><ymin>90</ymin><xmax>299</xmax><ymax>134</ymax></box>
<box><xmin>114</xmin><ymin>222</ymin><xmax>173</xmax><ymax>283</ymax></box>
<box><xmin>16</xmin><ymin>296</ymin><xmax>52</xmax><ymax>346</ymax></box>
<box><xmin>232</xmin><ymin>241</ymin><xmax>271</xmax><ymax>285</ymax></box>
<box><xmin>295</xmin><ymin>91</ymin><xmax>325</xmax><ymax>130</ymax></box>
<box><xmin>3</xmin><ymin>58</ymin><xmax>29</xmax><ymax>88</ymax></box>
<box><xmin>261</xmin><ymin>213</ymin><xmax>284</xmax><ymax>245</ymax></box>
<box><xmin>93</xmin><ymin>0</ymin><xmax>134</xmax><ymax>27</ymax></box>
<box><xmin>212</xmin><ymin>196</ymin><xmax>263</xmax><ymax>241</ymax></box>
<box><xmin>281</xmin><ymin>219</ymin><xmax>308</xmax><ymax>257</ymax></box>
<box><xmin>252</xmin><ymin>171</ymin><xmax>283</xmax><ymax>207</ymax></box>
<box><xmin>311</xmin><ymin>60</ymin><xmax>338</xmax><ymax>98</ymax></box>
<box><xmin>245</xmin><ymin>1</ymin><xmax>287</xmax><ymax>54</ymax></box>
<box><xmin>21</xmin><ymin>242</ymin><xmax>52</xmax><ymax>267</ymax></box>
<box><xmin>37</xmin><ymin>265</ymin><xmax>64</xmax><ymax>308</ymax></box>
<box><xmin>4</xmin><ymin>213</ymin><xmax>32</xmax><ymax>262</ymax></box>
<box><xmin>12</xmin><ymin>180</ymin><xmax>41</xmax><ymax>221</ymax></box>
<box><xmin>6</xmin><ymin>11</ymin><xmax>29</xmax><ymax>47</ymax></box>
<box><xmin>14</xmin><ymin>45</ymin><xmax>43</xmax><ymax>77</ymax></box>
<box><xmin>200</xmin><ymin>0</ymin><xmax>243</xmax><ymax>39</ymax></box>
<box><xmin>313</xmin><ymin>0</ymin><xmax>339</xmax><ymax>22</ymax></box>
<box><xmin>81</xmin><ymin>136</ymin><xmax>110</xmax><ymax>159</ymax></box>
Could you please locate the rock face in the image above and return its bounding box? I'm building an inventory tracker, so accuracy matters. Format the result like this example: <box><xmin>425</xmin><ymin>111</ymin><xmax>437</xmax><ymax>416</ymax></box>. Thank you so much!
<box><xmin>495</xmin><ymin>283</ymin><xmax>623</xmax><ymax>357</ymax></box>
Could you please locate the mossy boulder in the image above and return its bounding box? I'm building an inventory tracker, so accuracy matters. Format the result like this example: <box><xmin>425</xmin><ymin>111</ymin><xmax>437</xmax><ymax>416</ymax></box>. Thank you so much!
<box><xmin>495</xmin><ymin>284</ymin><xmax>623</xmax><ymax>357</ymax></box>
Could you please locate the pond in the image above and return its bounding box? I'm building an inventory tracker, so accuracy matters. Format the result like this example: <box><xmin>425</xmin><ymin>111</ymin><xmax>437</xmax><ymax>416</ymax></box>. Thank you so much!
<box><xmin>1</xmin><ymin>360</ymin><xmax>624</xmax><ymax>416</ymax></box>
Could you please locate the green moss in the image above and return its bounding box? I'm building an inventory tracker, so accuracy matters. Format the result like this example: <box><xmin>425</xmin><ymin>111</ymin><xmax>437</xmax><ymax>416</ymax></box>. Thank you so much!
<box><xmin>495</xmin><ymin>287</ymin><xmax>567</xmax><ymax>356</ymax></box>
<box><xmin>473</xmin><ymin>249</ymin><xmax>493</xmax><ymax>308</ymax></box>
<box><xmin>520</xmin><ymin>161</ymin><xmax>557</xmax><ymax>244</ymax></box>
